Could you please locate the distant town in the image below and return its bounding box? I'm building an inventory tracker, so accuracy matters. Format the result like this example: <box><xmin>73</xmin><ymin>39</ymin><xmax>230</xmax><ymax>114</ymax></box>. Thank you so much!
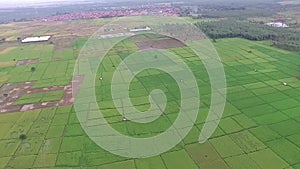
<box><xmin>35</xmin><ymin>5</ymin><xmax>183</xmax><ymax>22</ymax></box>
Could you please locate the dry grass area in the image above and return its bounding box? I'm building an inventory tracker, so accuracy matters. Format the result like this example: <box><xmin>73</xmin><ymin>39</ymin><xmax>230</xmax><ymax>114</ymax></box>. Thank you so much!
<box><xmin>0</xmin><ymin>47</ymin><xmax>16</xmax><ymax>54</ymax></box>
<box><xmin>0</xmin><ymin>18</ymin><xmax>108</xmax><ymax>48</ymax></box>
<box><xmin>0</xmin><ymin>61</ymin><xmax>15</xmax><ymax>68</ymax></box>
<box><xmin>51</xmin><ymin>36</ymin><xmax>77</xmax><ymax>50</ymax></box>
<box><xmin>0</xmin><ymin>18</ymin><xmax>110</xmax><ymax>66</ymax></box>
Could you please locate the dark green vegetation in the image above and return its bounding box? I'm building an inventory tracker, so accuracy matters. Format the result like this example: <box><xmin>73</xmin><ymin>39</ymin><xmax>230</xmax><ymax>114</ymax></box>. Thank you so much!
<box><xmin>19</xmin><ymin>134</ymin><xmax>27</xmax><ymax>140</ymax></box>
<box><xmin>196</xmin><ymin>19</ymin><xmax>300</xmax><ymax>52</ymax></box>
<box><xmin>193</xmin><ymin>7</ymin><xmax>276</xmax><ymax>19</ymax></box>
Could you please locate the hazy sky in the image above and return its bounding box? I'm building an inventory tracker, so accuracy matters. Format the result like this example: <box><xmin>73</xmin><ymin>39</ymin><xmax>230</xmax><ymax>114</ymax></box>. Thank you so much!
<box><xmin>0</xmin><ymin>0</ymin><xmax>92</xmax><ymax>8</ymax></box>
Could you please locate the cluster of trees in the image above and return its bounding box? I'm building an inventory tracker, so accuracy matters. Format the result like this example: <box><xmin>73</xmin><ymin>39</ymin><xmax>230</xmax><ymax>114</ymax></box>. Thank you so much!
<box><xmin>196</xmin><ymin>19</ymin><xmax>300</xmax><ymax>52</ymax></box>
<box><xmin>195</xmin><ymin>8</ymin><xmax>275</xmax><ymax>19</ymax></box>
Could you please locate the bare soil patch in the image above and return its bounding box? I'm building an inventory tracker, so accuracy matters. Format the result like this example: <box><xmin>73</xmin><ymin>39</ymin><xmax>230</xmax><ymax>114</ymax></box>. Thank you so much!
<box><xmin>135</xmin><ymin>38</ymin><xmax>186</xmax><ymax>50</ymax></box>
<box><xmin>0</xmin><ymin>76</ymin><xmax>83</xmax><ymax>114</ymax></box>
<box><xmin>52</xmin><ymin>36</ymin><xmax>77</xmax><ymax>50</ymax></box>
<box><xmin>16</xmin><ymin>58</ymin><xmax>40</xmax><ymax>66</ymax></box>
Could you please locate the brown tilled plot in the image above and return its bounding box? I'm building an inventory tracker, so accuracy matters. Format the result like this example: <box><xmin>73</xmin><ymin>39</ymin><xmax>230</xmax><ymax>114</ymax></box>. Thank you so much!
<box><xmin>0</xmin><ymin>82</ymin><xmax>35</xmax><ymax>113</ymax></box>
<box><xmin>131</xmin><ymin>34</ymin><xmax>186</xmax><ymax>50</ymax></box>
<box><xmin>52</xmin><ymin>36</ymin><xmax>77</xmax><ymax>50</ymax></box>
<box><xmin>0</xmin><ymin>76</ymin><xmax>83</xmax><ymax>114</ymax></box>
<box><xmin>16</xmin><ymin>58</ymin><xmax>40</xmax><ymax>66</ymax></box>
<box><xmin>134</xmin><ymin>38</ymin><xmax>186</xmax><ymax>50</ymax></box>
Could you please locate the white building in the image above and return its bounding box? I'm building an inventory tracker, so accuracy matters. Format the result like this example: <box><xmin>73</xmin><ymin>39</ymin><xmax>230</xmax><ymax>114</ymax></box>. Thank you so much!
<box><xmin>267</xmin><ymin>22</ymin><xmax>289</xmax><ymax>28</ymax></box>
<box><xmin>99</xmin><ymin>33</ymin><xmax>135</xmax><ymax>39</ymax></box>
<box><xmin>21</xmin><ymin>36</ymin><xmax>51</xmax><ymax>43</ymax></box>
<box><xmin>130</xmin><ymin>27</ymin><xmax>151</xmax><ymax>32</ymax></box>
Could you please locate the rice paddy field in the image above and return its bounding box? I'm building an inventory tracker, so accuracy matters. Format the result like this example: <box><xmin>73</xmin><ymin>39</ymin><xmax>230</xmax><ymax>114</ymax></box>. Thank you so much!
<box><xmin>0</xmin><ymin>16</ymin><xmax>299</xmax><ymax>169</ymax></box>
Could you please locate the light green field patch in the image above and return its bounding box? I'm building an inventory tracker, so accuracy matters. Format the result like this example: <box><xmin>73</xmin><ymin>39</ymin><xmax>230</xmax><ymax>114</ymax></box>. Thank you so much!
<box><xmin>29</xmin><ymin>62</ymin><xmax>49</xmax><ymax>81</ymax></box>
<box><xmin>242</xmin><ymin>104</ymin><xmax>277</xmax><ymax>118</ymax></box>
<box><xmin>253</xmin><ymin>111</ymin><xmax>290</xmax><ymax>125</ymax></box>
<box><xmin>53</xmin><ymin>48</ymin><xmax>74</xmax><ymax>61</ymax></box>
<box><xmin>233</xmin><ymin>97</ymin><xmax>265</xmax><ymax>110</ymax></box>
<box><xmin>5</xmin><ymin>122</ymin><xmax>33</xmax><ymax>139</ymax></box>
<box><xmin>0</xmin><ymin>139</ymin><xmax>20</xmax><ymax>158</ymax></box>
<box><xmin>34</xmin><ymin>107</ymin><xmax>57</xmax><ymax>125</ymax></box>
<box><xmin>249</xmin><ymin>149</ymin><xmax>290</xmax><ymax>169</ymax></box>
<box><xmin>64</xmin><ymin>123</ymin><xmax>85</xmax><ymax>137</ymax></box>
<box><xmin>210</xmin><ymin>135</ymin><xmax>244</xmax><ymax>158</ymax></box>
<box><xmin>33</xmin><ymin>153</ymin><xmax>57</xmax><ymax>168</ymax></box>
<box><xmin>210</xmin><ymin>126</ymin><xmax>226</xmax><ymax>138</ymax></box>
<box><xmin>225</xmin><ymin>154</ymin><xmax>260</xmax><ymax>169</ymax></box>
<box><xmin>15</xmin><ymin>137</ymin><xmax>44</xmax><ymax>156</ymax></box>
<box><xmin>243</xmin><ymin>82</ymin><xmax>268</xmax><ymax>89</ymax></box>
<box><xmin>56</xmin><ymin>151</ymin><xmax>82</xmax><ymax>166</ymax></box>
<box><xmin>83</xmin><ymin>150</ymin><xmax>126</xmax><ymax>166</ymax></box>
<box><xmin>270</xmin><ymin>99</ymin><xmax>300</xmax><ymax>110</ymax></box>
<box><xmin>251</xmin><ymin>86</ymin><xmax>278</xmax><ymax>95</ymax></box>
<box><xmin>6</xmin><ymin>155</ymin><xmax>36</xmax><ymax>169</ymax></box>
<box><xmin>0</xmin><ymin>157</ymin><xmax>10</xmax><ymax>168</ymax></box>
<box><xmin>183</xmin><ymin>126</ymin><xmax>201</xmax><ymax>145</ymax></box>
<box><xmin>46</xmin><ymin>125</ymin><xmax>65</xmax><ymax>138</ymax></box>
<box><xmin>287</xmin><ymin>133</ymin><xmax>300</xmax><ymax>147</ymax></box>
<box><xmin>249</xmin><ymin>126</ymin><xmax>281</xmax><ymax>142</ymax></box>
<box><xmin>0</xmin><ymin>44</ymin><xmax>53</xmax><ymax>62</ymax></box>
<box><xmin>230</xmin><ymin>131</ymin><xmax>266</xmax><ymax>153</ymax></box>
<box><xmin>185</xmin><ymin>142</ymin><xmax>229</xmax><ymax>169</ymax></box>
<box><xmin>195</xmin><ymin>107</ymin><xmax>209</xmax><ymax>124</ymax></box>
<box><xmin>218</xmin><ymin>117</ymin><xmax>243</xmax><ymax>134</ymax></box>
<box><xmin>27</xmin><ymin>124</ymin><xmax>49</xmax><ymax>138</ymax></box>
<box><xmin>0</xmin><ymin>123</ymin><xmax>12</xmax><ymax>138</ymax></box>
<box><xmin>51</xmin><ymin>113</ymin><xmax>70</xmax><ymax>125</ymax></box>
<box><xmin>232</xmin><ymin>114</ymin><xmax>257</xmax><ymax>129</ymax></box>
<box><xmin>162</xmin><ymin>150</ymin><xmax>198</xmax><ymax>169</ymax></box>
<box><xmin>97</xmin><ymin>160</ymin><xmax>136</xmax><ymax>169</ymax></box>
<box><xmin>17</xmin><ymin>109</ymin><xmax>41</xmax><ymax>123</ymax></box>
<box><xmin>258</xmin><ymin>92</ymin><xmax>290</xmax><ymax>102</ymax></box>
<box><xmin>14</xmin><ymin>90</ymin><xmax>65</xmax><ymax>105</ymax></box>
<box><xmin>282</xmin><ymin>107</ymin><xmax>300</xmax><ymax>118</ymax></box>
<box><xmin>0</xmin><ymin>74</ymin><xmax>9</xmax><ymax>86</ymax></box>
<box><xmin>259</xmin><ymin>69</ymin><xmax>278</xmax><ymax>73</ymax></box>
<box><xmin>222</xmin><ymin>103</ymin><xmax>241</xmax><ymax>118</ymax></box>
<box><xmin>267</xmin><ymin>138</ymin><xmax>300</xmax><ymax>165</ymax></box>
<box><xmin>135</xmin><ymin>156</ymin><xmax>166</xmax><ymax>169</ymax></box>
<box><xmin>68</xmin><ymin>112</ymin><xmax>80</xmax><ymax>124</ymax></box>
<box><xmin>227</xmin><ymin>89</ymin><xmax>256</xmax><ymax>102</ymax></box>
<box><xmin>294</xmin><ymin>163</ymin><xmax>300</xmax><ymax>169</ymax></box>
<box><xmin>39</xmin><ymin>138</ymin><xmax>62</xmax><ymax>154</ymax></box>
<box><xmin>56</xmin><ymin>105</ymin><xmax>72</xmax><ymax>114</ymax></box>
<box><xmin>269</xmin><ymin>119</ymin><xmax>300</xmax><ymax>136</ymax></box>
<box><xmin>60</xmin><ymin>136</ymin><xmax>85</xmax><ymax>152</ymax></box>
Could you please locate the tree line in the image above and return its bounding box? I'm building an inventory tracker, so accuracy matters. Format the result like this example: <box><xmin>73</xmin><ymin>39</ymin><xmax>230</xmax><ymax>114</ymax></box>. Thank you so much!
<box><xmin>196</xmin><ymin>19</ymin><xmax>300</xmax><ymax>52</ymax></box>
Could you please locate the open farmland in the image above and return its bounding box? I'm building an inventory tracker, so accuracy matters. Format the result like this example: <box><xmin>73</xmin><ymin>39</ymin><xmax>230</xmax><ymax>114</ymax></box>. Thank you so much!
<box><xmin>0</xmin><ymin>16</ymin><xmax>299</xmax><ymax>169</ymax></box>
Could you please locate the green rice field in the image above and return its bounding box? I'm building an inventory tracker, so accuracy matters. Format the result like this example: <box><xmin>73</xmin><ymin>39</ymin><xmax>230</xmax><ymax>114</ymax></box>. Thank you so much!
<box><xmin>0</xmin><ymin>16</ymin><xmax>299</xmax><ymax>169</ymax></box>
